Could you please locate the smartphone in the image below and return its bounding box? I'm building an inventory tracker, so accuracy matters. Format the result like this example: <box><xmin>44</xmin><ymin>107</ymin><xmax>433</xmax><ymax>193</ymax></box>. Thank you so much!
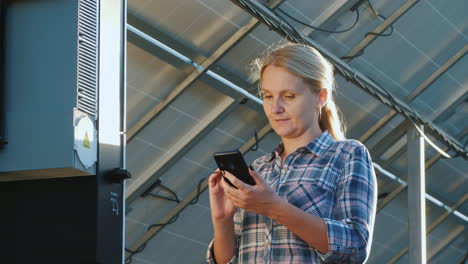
<box><xmin>213</xmin><ymin>150</ymin><xmax>256</xmax><ymax>188</ymax></box>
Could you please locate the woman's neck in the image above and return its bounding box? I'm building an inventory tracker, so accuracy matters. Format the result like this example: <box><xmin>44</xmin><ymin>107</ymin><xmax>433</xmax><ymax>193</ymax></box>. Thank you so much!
<box><xmin>280</xmin><ymin>127</ymin><xmax>323</xmax><ymax>161</ymax></box>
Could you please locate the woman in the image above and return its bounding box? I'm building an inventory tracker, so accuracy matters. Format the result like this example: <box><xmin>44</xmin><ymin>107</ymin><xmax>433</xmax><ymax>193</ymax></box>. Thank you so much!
<box><xmin>206</xmin><ymin>44</ymin><xmax>377</xmax><ymax>263</ymax></box>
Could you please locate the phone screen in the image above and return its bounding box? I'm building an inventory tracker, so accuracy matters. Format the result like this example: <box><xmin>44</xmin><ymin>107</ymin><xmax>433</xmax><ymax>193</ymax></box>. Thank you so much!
<box><xmin>213</xmin><ymin>150</ymin><xmax>255</xmax><ymax>187</ymax></box>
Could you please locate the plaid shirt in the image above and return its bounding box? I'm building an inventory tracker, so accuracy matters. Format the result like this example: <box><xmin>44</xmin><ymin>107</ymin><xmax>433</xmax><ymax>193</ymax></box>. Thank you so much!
<box><xmin>207</xmin><ymin>130</ymin><xmax>377</xmax><ymax>263</ymax></box>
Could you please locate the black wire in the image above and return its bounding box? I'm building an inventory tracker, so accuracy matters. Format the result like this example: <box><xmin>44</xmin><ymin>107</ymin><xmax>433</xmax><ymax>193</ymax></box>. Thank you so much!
<box><xmin>340</xmin><ymin>1</ymin><xmax>392</xmax><ymax>61</ymax></box>
<box><xmin>142</xmin><ymin>180</ymin><xmax>181</xmax><ymax>203</ymax></box>
<box><xmin>190</xmin><ymin>177</ymin><xmax>206</xmax><ymax>205</ymax></box>
<box><xmin>147</xmin><ymin>214</ymin><xmax>180</xmax><ymax>230</ymax></box>
<box><xmin>378</xmin><ymin>192</ymin><xmax>389</xmax><ymax>200</ymax></box>
<box><xmin>341</xmin><ymin>49</ymin><xmax>365</xmax><ymax>60</ymax></box>
<box><xmin>126</xmin><ymin>177</ymin><xmax>209</xmax><ymax>262</ymax></box>
<box><xmin>145</xmin><ymin>193</ymin><xmax>180</xmax><ymax>203</ymax></box>
<box><xmin>277</xmin><ymin>8</ymin><xmax>360</xmax><ymax>34</ymax></box>
<box><xmin>158</xmin><ymin>183</ymin><xmax>181</xmax><ymax>203</ymax></box>
<box><xmin>364</xmin><ymin>0</ymin><xmax>394</xmax><ymax>38</ymax></box>
<box><xmin>271</xmin><ymin>8</ymin><xmax>308</xmax><ymax>44</ymax></box>
<box><xmin>250</xmin><ymin>130</ymin><xmax>259</xmax><ymax>151</ymax></box>
<box><xmin>364</xmin><ymin>14</ymin><xmax>393</xmax><ymax>37</ymax></box>
<box><xmin>125</xmin><ymin>242</ymin><xmax>148</xmax><ymax>264</ymax></box>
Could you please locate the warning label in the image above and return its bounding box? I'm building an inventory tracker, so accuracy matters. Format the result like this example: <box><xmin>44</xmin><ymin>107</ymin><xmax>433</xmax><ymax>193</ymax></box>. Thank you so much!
<box><xmin>83</xmin><ymin>132</ymin><xmax>91</xmax><ymax>149</ymax></box>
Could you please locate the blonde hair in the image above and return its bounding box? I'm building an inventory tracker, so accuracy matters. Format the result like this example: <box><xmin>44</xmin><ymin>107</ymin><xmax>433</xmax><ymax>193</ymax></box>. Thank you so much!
<box><xmin>254</xmin><ymin>43</ymin><xmax>346</xmax><ymax>140</ymax></box>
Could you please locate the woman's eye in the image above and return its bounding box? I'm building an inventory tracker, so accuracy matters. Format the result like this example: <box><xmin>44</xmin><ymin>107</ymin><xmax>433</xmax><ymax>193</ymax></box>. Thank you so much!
<box><xmin>284</xmin><ymin>95</ymin><xmax>295</xmax><ymax>99</ymax></box>
<box><xmin>263</xmin><ymin>95</ymin><xmax>272</xmax><ymax>99</ymax></box>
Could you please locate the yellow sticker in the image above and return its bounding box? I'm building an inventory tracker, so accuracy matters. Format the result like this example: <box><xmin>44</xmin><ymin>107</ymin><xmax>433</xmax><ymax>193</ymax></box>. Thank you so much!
<box><xmin>83</xmin><ymin>131</ymin><xmax>91</xmax><ymax>149</ymax></box>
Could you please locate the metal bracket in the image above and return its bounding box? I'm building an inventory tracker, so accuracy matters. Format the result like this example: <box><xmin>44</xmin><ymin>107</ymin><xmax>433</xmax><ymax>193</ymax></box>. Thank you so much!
<box><xmin>107</xmin><ymin>168</ymin><xmax>131</xmax><ymax>184</ymax></box>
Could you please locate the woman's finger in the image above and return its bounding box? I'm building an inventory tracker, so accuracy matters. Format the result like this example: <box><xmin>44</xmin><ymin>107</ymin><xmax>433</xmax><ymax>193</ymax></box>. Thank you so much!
<box><xmin>223</xmin><ymin>171</ymin><xmax>249</xmax><ymax>191</ymax></box>
<box><xmin>249</xmin><ymin>168</ymin><xmax>265</xmax><ymax>186</ymax></box>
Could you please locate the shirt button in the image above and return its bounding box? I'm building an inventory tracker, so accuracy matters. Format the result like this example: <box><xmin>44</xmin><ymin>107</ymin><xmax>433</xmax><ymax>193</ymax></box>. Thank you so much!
<box><xmin>265</xmin><ymin>241</ymin><xmax>270</xmax><ymax>247</ymax></box>
<box><xmin>352</xmin><ymin>248</ymin><xmax>357</xmax><ymax>253</ymax></box>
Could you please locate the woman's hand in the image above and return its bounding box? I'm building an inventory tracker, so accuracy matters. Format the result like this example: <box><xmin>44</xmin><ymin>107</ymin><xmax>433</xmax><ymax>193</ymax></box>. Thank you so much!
<box><xmin>208</xmin><ymin>169</ymin><xmax>238</xmax><ymax>222</ymax></box>
<box><xmin>221</xmin><ymin>168</ymin><xmax>283</xmax><ymax>217</ymax></box>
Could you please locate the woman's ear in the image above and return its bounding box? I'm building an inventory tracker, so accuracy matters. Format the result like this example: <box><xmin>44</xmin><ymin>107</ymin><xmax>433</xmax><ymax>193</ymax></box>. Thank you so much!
<box><xmin>319</xmin><ymin>89</ymin><xmax>328</xmax><ymax>108</ymax></box>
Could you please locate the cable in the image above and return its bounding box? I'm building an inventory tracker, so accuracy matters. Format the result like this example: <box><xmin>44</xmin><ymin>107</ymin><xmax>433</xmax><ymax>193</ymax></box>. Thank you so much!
<box><xmin>158</xmin><ymin>182</ymin><xmax>181</xmax><ymax>203</ymax></box>
<box><xmin>125</xmin><ymin>242</ymin><xmax>148</xmax><ymax>264</ymax></box>
<box><xmin>141</xmin><ymin>179</ymin><xmax>181</xmax><ymax>203</ymax></box>
<box><xmin>126</xmin><ymin>176</ymin><xmax>208</xmax><ymax>261</ymax></box>
<box><xmin>364</xmin><ymin>0</ymin><xmax>393</xmax><ymax>37</ymax></box>
<box><xmin>189</xmin><ymin>177</ymin><xmax>206</xmax><ymax>205</ymax></box>
<box><xmin>250</xmin><ymin>130</ymin><xmax>259</xmax><ymax>151</ymax></box>
<box><xmin>147</xmin><ymin>214</ymin><xmax>180</xmax><ymax>230</ymax></box>
<box><xmin>277</xmin><ymin>8</ymin><xmax>360</xmax><ymax>34</ymax></box>
<box><xmin>341</xmin><ymin>49</ymin><xmax>365</xmax><ymax>60</ymax></box>
<box><xmin>232</xmin><ymin>0</ymin><xmax>467</xmax><ymax>159</ymax></box>
<box><xmin>378</xmin><ymin>192</ymin><xmax>390</xmax><ymax>199</ymax></box>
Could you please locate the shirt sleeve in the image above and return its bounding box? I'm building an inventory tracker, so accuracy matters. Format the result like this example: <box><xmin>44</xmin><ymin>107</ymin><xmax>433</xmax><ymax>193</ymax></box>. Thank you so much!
<box><xmin>316</xmin><ymin>143</ymin><xmax>377</xmax><ymax>263</ymax></box>
<box><xmin>206</xmin><ymin>209</ymin><xmax>243</xmax><ymax>264</ymax></box>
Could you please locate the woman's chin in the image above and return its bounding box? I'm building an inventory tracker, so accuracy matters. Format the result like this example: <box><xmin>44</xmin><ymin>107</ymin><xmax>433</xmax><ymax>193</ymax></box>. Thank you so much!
<box><xmin>273</xmin><ymin>128</ymin><xmax>295</xmax><ymax>138</ymax></box>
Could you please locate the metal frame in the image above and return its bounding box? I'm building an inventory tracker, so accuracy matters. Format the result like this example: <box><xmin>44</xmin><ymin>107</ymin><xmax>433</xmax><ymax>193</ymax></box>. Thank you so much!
<box><xmin>229</xmin><ymin>0</ymin><xmax>467</xmax><ymax>158</ymax></box>
<box><xmin>376</xmin><ymin>128</ymin><xmax>467</xmax><ymax>213</ymax></box>
<box><xmin>96</xmin><ymin>0</ymin><xmax>126</xmax><ymax>262</ymax></box>
<box><xmin>0</xmin><ymin>0</ymin><xmax>6</xmax><ymax>148</ymax></box>
<box><xmin>125</xmin><ymin>124</ymin><xmax>272</xmax><ymax>258</ymax></box>
<box><xmin>407</xmin><ymin>124</ymin><xmax>426</xmax><ymax>264</ymax></box>
<box><xmin>124</xmin><ymin>0</ymin><xmax>467</xmax><ymax>262</ymax></box>
<box><xmin>427</xmin><ymin>225</ymin><xmax>465</xmax><ymax>262</ymax></box>
<box><xmin>126</xmin><ymin>96</ymin><xmax>236</xmax><ymax>201</ymax></box>
<box><xmin>376</xmin><ymin>91</ymin><xmax>468</xmax><ymax>175</ymax></box>
<box><xmin>387</xmin><ymin>194</ymin><xmax>467</xmax><ymax>264</ymax></box>
<box><xmin>359</xmin><ymin>44</ymin><xmax>468</xmax><ymax>143</ymax></box>
<box><xmin>124</xmin><ymin>0</ymin><xmax>352</xmax><ymax>255</ymax></box>
<box><xmin>343</xmin><ymin>0</ymin><xmax>420</xmax><ymax>63</ymax></box>
<box><xmin>126</xmin><ymin>0</ymin><xmax>283</xmax><ymax>142</ymax></box>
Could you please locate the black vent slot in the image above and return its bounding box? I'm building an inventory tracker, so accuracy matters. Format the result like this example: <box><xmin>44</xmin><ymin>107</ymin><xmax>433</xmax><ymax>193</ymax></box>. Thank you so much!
<box><xmin>77</xmin><ymin>0</ymin><xmax>98</xmax><ymax>117</ymax></box>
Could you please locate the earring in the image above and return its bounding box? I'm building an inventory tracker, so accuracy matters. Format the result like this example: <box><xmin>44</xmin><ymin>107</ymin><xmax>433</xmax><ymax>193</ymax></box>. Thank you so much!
<box><xmin>317</xmin><ymin>107</ymin><xmax>322</xmax><ymax>121</ymax></box>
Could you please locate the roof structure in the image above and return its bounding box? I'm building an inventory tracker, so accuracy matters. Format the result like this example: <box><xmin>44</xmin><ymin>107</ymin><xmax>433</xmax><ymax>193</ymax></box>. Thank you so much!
<box><xmin>124</xmin><ymin>0</ymin><xmax>468</xmax><ymax>263</ymax></box>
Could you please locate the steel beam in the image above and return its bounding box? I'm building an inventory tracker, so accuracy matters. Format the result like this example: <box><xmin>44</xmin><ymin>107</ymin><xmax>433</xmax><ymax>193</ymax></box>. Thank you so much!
<box><xmin>126</xmin><ymin>12</ymin><xmax>258</xmax><ymax>104</ymax></box>
<box><xmin>376</xmin><ymin>128</ymin><xmax>467</xmax><ymax>213</ymax></box>
<box><xmin>126</xmin><ymin>0</ymin><xmax>284</xmax><ymax>142</ymax></box>
<box><xmin>377</xmin><ymin>184</ymin><xmax>406</xmax><ymax>212</ymax></box>
<box><xmin>230</xmin><ymin>0</ymin><xmax>467</xmax><ymax>158</ymax></box>
<box><xmin>358</xmin><ymin>44</ymin><xmax>468</xmax><ymax>143</ymax></box>
<box><xmin>376</xmin><ymin>92</ymin><xmax>468</xmax><ymax>173</ymax></box>
<box><xmin>125</xmin><ymin>124</ymin><xmax>272</xmax><ymax>258</ymax></box>
<box><xmin>426</xmin><ymin>128</ymin><xmax>468</xmax><ymax>170</ymax></box>
<box><xmin>369</xmin><ymin>120</ymin><xmax>410</xmax><ymax>159</ymax></box>
<box><xmin>428</xmin><ymin>225</ymin><xmax>465</xmax><ymax>262</ymax></box>
<box><xmin>407</xmin><ymin>44</ymin><xmax>467</xmax><ymax>100</ymax></box>
<box><xmin>126</xmin><ymin>96</ymin><xmax>236</xmax><ymax>201</ymax></box>
<box><xmin>456</xmin><ymin>250</ymin><xmax>468</xmax><ymax>264</ymax></box>
<box><xmin>407</xmin><ymin>124</ymin><xmax>426</xmax><ymax>264</ymax></box>
<box><xmin>433</xmin><ymin>91</ymin><xmax>468</xmax><ymax>125</ymax></box>
<box><xmin>387</xmin><ymin>194</ymin><xmax>467</xmax><ymax>264</ymax></box>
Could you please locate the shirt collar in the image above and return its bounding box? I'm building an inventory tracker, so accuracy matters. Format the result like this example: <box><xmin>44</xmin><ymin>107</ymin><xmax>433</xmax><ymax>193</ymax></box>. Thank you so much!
<box><xmin>270</xmin><ymin>130</ymin><xmax>334</xmax><ymax>160</ymax></box>
<box><xmin>304</xmin><ymin>130</ymin><xmax>335</xmax><ymax>157</ymax></box>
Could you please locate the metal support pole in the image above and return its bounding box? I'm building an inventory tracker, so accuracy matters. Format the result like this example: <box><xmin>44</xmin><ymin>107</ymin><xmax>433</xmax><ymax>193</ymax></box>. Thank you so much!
<box><xmin>407</xmin><ymin>124</ymin><xmax>426</xmax><ymax>264</ymax></box>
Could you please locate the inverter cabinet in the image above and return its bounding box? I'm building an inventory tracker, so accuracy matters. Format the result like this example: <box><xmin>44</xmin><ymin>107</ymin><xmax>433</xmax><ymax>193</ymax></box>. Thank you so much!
<box><xmin>0</xmin><ymin>0</ymin><xmax>127</xmax><ymax>263</ymax></box>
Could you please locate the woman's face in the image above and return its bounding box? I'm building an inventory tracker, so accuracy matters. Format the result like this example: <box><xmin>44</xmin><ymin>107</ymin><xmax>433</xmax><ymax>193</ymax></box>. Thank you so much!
<box><xmin>261</xmin><ymin>65</ymin><xmax>323</xmax><ymax>140</ymax></box>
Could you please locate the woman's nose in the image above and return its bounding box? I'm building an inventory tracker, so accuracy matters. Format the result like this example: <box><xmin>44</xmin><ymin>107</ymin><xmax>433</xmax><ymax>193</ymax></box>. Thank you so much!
<box><xmin>271</xmin><ymin>98</ymin><xmax>284</xmax><ymax>114</ymax></box>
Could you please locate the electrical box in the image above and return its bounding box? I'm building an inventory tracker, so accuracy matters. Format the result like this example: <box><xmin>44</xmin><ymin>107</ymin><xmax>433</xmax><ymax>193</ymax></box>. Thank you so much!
<box><xmin>0</xmin><ymin>0</ymin><xmax>99</xmax><ymax>179</ymax></box>
<box><xmin>0</xmin><ymin>1</ymin><xmax>127</xmax><ymax>263</ymax></box>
